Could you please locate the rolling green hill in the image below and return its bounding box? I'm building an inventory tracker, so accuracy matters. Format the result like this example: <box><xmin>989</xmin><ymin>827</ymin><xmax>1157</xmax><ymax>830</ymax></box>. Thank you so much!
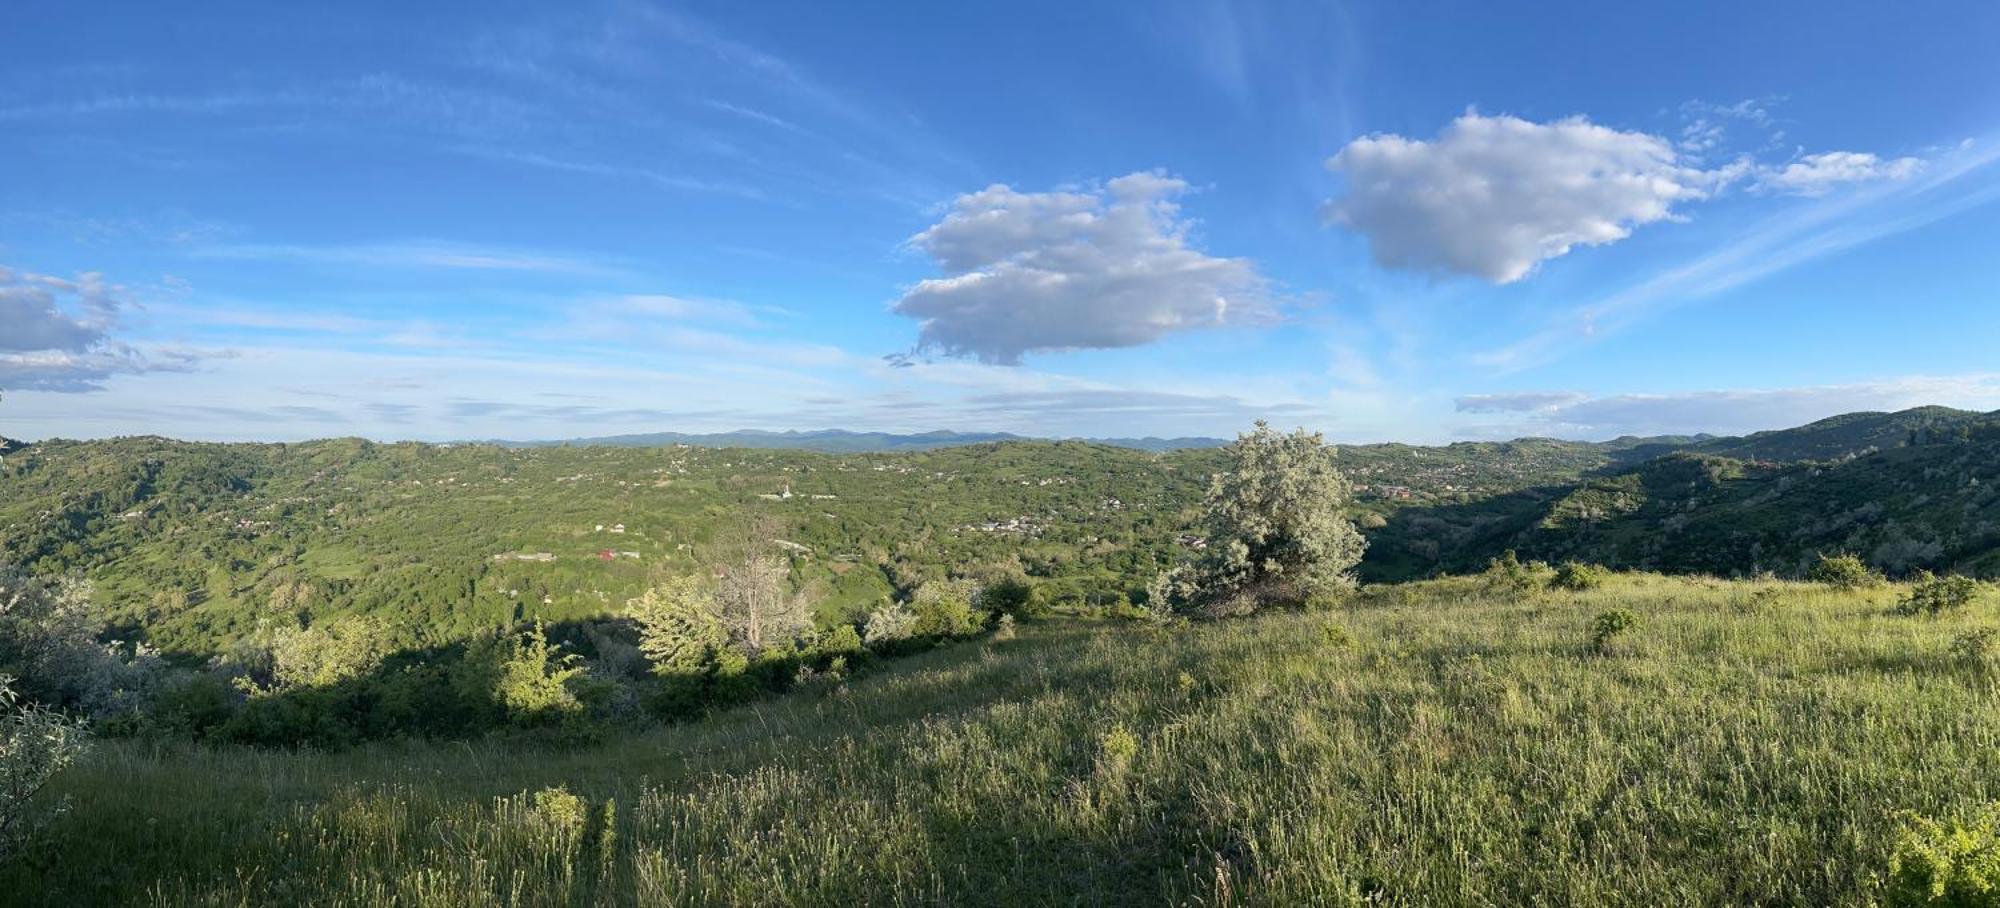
<box><xmin>7</xmin><ymin>407</ymin><xmax>2000</xmax><ymax>659</ymax></box>
<box><xmin>0</xmin><ymin>437</ymin><xmax>1210</xmax><ymax>657</ymax></box>
<box><xmin>1367</xmin><ymin>412</ymin><xmax>2000</xmax><ymax>579</ymax></box>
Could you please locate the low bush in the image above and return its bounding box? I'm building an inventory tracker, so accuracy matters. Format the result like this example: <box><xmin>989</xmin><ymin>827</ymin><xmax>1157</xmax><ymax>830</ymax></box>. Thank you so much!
<box><xmin>1485</xmin><ymin>550</ymin><xmax>1552</xmax><ymax>595</ymax></box>
<box><xmin>1552</xmin><ymin>562</ymin><xmax>1607</xmax><ymax>592</ymax></box>
<box><xmin>1885</xmin><ymin>803</ymin><xmax>2000</xmax><ymax>906</ymax></box>
<box><xmin>1591</xmin><ymin>609</ymin><xmax>1638</xmax><ymax>655</ymax></box>
<box><xmin>1949</xmin><ymin>628</ymin><xmax>1998</xmax><ymax>670</ymax></box>
<box><xmin>0</xmin><ymin>675</ymin><xmax>89</xmax><ymax>860</ymax></box>
<box><xmin>1896</xmin><ymin>572</ymin><xmax>1982</xmax><ymax>617</ymax></box>
<box><xmin>1808</xmin><ymin>552</ymin><xmax>1882</xmax><ymax>589</ymax></box>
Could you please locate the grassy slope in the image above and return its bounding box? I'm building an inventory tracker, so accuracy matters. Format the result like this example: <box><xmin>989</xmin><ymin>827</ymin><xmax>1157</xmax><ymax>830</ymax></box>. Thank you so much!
<box><xmin>10</xmin><ymin>574</ymin><xmax>1999</xmax><ymax>906</ymax></box>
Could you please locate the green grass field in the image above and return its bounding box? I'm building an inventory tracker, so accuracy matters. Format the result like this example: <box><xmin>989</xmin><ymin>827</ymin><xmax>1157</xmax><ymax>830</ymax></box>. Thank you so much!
<box><xmin>9</xmin><ymin>574</ymin><xmax>1999</xmax><ymax>906</ymax></box>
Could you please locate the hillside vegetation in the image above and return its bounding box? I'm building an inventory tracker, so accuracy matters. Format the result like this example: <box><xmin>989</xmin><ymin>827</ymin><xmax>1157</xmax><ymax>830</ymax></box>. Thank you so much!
<box><xmin>6</xmin><ymin>408</ymin><xmax>1996</xmax><ymax>663</ymax></box>
<box><xmin>7</xmin><ymin>574</ymin><xmax>1998</xmax><ymax>906</ymax></box>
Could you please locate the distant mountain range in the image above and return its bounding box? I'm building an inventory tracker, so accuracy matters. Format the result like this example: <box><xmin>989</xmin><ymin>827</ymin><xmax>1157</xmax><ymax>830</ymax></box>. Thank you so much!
<box><xmin>476</xmin><ymin>428</ymin><xmax>1231</xmax><ymax>453</ymax></box>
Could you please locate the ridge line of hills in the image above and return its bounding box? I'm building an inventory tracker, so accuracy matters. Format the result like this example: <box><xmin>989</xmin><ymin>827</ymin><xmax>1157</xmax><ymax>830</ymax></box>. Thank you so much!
<box><xmin>2</xmin><ymin>405</ymin><xmax>1997</xmax><ymax>657</ymax></box>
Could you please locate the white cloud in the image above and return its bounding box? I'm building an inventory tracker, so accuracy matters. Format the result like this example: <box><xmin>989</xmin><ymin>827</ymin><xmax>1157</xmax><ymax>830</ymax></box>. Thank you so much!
<box><xmin>892</xmin><ymin>171</ymin><xmax>1280</xmax><ymax>364</ymax></box>
<box><xmin>1755</xmin><ymin>151</ymin><xmax>1924</xmax><ymax>197</ymax></box>
<box><xmin>0</xmin><ymin>265</ymin><xmax>213</xmax><ymax>392</ymax></box>
<box><xmin>1453</xmin><ymin>391</ymin><xmax>1591</xmax><ymax>414</ymax></box>
<box><xmin>0</xmin><ymin>346</ymin><xmax>204</xmax><ymax>393</ymax></box>
<box><xmin>1455</xmin><ymin>375</ymin><xmax>2000</xmax><ymax>438</ymax></box>
<box><xmin>0</xmin><ymin>267</ymin><xmax>116</xmax><ymax>353</ymax></box>
<box><xmin>1325</xmin><ymin>113</ymin><xmax>1719</xmax><ymax>283</ymax></box>
<box><xmin>1473</xmin><ymin>138</ymin><xmax>1999</xmax><ymax>372</ymax></box>
<box><xmin>193</xmin><ymin>240</ymin><xmax>623</xmax><ymax>276</ymax></box>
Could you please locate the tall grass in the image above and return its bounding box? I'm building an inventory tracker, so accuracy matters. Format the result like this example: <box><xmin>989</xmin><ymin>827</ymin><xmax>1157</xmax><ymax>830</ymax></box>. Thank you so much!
<box><xmin>6</xmin><ymin>574</ymin><xmax>1998</xmax><ymax>905</ymax></box>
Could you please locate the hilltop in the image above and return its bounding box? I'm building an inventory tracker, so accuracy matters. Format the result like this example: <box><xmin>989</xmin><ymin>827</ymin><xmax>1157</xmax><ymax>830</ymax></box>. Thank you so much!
<box><xmin>476</xmin><ymin>428</ymin><xmax>1231</xmax><ymax>454</ymax></box>
<box><xmin>12</xmin><ymin>574</ymin><xmax>1996</xmax><ymax>905</ymax></box>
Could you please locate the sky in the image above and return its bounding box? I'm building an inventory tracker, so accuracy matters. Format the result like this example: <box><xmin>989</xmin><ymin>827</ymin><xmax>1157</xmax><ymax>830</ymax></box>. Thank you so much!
<box><xmin>4</xmin><ymin>0</ymin><xmax>2000</xmax><ymax>444</ymax></box>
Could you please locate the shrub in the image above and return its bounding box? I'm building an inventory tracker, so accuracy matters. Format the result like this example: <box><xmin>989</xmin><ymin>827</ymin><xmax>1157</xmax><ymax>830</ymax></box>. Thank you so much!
<box><xmin>628</xmin><ymin>576</ymin><xmax>730</xmax><ymax>680</ymax></box>
<box><xmin>1896</xmin><ymin>572</ymin><xmax>1982</xmax><ymax>617</ymax></box>
<box><xmin>1808</xmin><ymin>552</ymin><xmax>1882</xmax><ymax>589</ymax></box>
<box><xmin>1320</xmin><ymin>622</ymin><xmax>1353</xmax><ymax>649</ymax></box>
<box><xmin>243</xmin><ymin>616</ymin><xmax>392</xmax><ymax>695</ymax></box>
<box><xmin>454</xmin><ymin>623</ymin><xmax>588</xmax><ymax>728</ymax></box>
<box><xmin>1591</xmin><ymin>609</ymin><xmax>1638</xmax><ymax>655</ymax></box>
<box><xmin>814</xmin><ymin>624</ymin><xmax>864</xmax><ymax>659</ymax></box>
<box><xmin>1095</xmin><ymin>723</ymin><xmax>1138</xmax><ymax>782</ymax></box>
<box><xmin>1552</xmin><ymin>562</ymin><xmax>1607</xmax><ymax>592</ymax></box>
<box><xmin>1950</xmin><ymin>628</ymin><xmax>1998</xmax><ymax>670</ymax></box>
<box><xmin>862</xmin><ymin>602</ymin><xmax>917</xmax><ymax>646</ymax></box>
<box><xmin>908</xmin><ymin>581</ymin><xmax>984</xmax><ymax>638</ymax></box>
<box><xmin>992</xmin><ymin>613</ymin><xmax>1017</xmax><ymax>642</ymax></box>
<box><xmin>1485</xmin><ymin>551</ymin><xmax>1551</xmax><ymax>595</ymax></box>
<box><xmin>0</xmin><ymin>570</ymin><xmax>157</xmax><ymax>716</ymax></box>
<box><xmin>1885</xmin><ymin>803</ymin><xmax>2000</xmax><ymax>906</ymax></box>
<box><xmin>979</xmin><ymin>578</ymin><xmax>1045</xmax><ymax>620</ymax></box>
<box><xmin>1175</xmin><ymin>422</ymin><xmax>1367</xmax><ymax>616</ymax></box>
<box><xmin>0</xmin><ymin>675</ymin><xmax>89</xmax><ymax>860</ymax></box>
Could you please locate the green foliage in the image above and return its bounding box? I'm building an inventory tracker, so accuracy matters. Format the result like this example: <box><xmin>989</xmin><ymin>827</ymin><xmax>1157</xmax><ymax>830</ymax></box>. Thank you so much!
<box><xmin>0</xmin><ymin>437</ymin><xmax>1216</xmax><ymax>657</ymax></box>
<box><xmin>1485</xmin><ymin>550</ymin><xmax>1551</xmax><ymax>595</ymax></box>
<box><xmin>862</xmin><ymin>602</ymin><xmax>916</xmax><ymax>646</ymax></box>
<box><xmin>1897</xmin><ymin>573</ymin><xmax>1983</xmax><ymax>617</ymax></box>
<box><xmin>1095</xmin><ymin>723</ymin><xmax>1138</xmax><ymax>782</ymax></box>
<box><xmin>1176</xmin><ymin>422</ymin><xmax>1366</xmax><ymax>616</ymax></box>
<box><xmin>628</xmin><ymin>576</ymin><xmax>730</xmax><ymax>680</ymax></box>
<box><xmin>1591</xmin><ymin>608</ymin><xmax>1638</xmax><ymax>654</ymax></box>
<box><xmin>1551</xmin><ymin>561</ymin><xmax>1607</xmax><ymax>592</ymax></box>
<box><xmin>0</xmin><ymin>674</ymin><xmax>89</xmax><ymax>860</ymax></box>
<box><xmin>1949</xmin><ymin>628</ymin><xmax>1998</xmax><ymax>670</ymax></box>
<box><xmin>1886</xmin><ymin>803</ymin><xmax>2000</xmax><ymax>906</ymax></box>
<box><xmin>453</xmin><ymin>623</ymin><xmax>587</xmax><ymax>728</ymax></box>
<box><xmin>0</xmin><ymin>569</ymin><xmax>157</xmax><ymax>717</ymax></box>
<box><xmin>249</xmin><ymin>616</ymin><xmax>393</xmax><ymax>694</ymax></box>
<box><xmin>18</xmin><ymin>575</ymin><xmax>2000</xmax><ymax>904</ymax></box>
<box><xmin>978</xmin><ymin>577</ymin><xmax>1044</xmax><ymax>619</ymax></box>
<box><xmin>908</xmin><ymin>580</ymin><xmax>986</xmax><ymax>637</ymax></box>
<box><xmin>1809</xmin><ymin>552</ymin><xmax>1883</xmax><ymax>589</ymax></box>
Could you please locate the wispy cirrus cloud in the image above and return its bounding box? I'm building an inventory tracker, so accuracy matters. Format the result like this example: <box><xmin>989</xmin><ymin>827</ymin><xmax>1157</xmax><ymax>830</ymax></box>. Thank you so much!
<box><xmin>1455</xmin><ymin>374</ymin><xmax>2000</xmax><ymax>439</ymax></box>
<box><xmin>190</xmin><ymin>239</ymin><xmax>626</xmax><ymax>276</ymax></box>
<box><xmin>1473</xmin><ymin>137</ymin><xmax>2000</xmax><ymax>372</ymax></box>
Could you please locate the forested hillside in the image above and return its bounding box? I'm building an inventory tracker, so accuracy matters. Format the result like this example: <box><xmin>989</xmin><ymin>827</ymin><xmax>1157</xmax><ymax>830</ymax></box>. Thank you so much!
<box><xmin>0</xmin><ymin>438</ymin><xmax>1211</xmax><ymax>656</ymax></box>
<box><xmin>5</xmin><ymin>407</ymin><xmax>1998</xmax><ymax>662</ymax></box>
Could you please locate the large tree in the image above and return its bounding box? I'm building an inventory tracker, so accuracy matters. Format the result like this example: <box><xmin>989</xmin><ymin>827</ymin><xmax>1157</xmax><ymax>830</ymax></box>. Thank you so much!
<box><xmin>1172</xmin><ymin>422</ymin><xmax>1366</xmax><ymax>616</ymax></box>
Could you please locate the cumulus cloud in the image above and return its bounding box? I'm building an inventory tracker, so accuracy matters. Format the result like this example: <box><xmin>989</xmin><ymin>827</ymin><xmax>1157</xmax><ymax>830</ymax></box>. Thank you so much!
<box><xmin>0</xmin><ymin>266</ymin><xmax>207</xmax><ymax>392</ymax></box>
<box><xmin>1323</xmin><ymin>111</ymin><xmax>1937</xmax><ymax>284</ymax></box>
<box><xmin>891</xmin><ymin>171</ymin><xmax>1280</xmax><ymax>364</ymax></box>
<box><xmin>1325</xmin><ymin>113</ymin><xmax>1719</xmax><ymax>283</ymax></box>
<box><xmin>0</xmin><ymin>267</ymin><xmax>117</xmax><ymax>352</ymax></box>
<box><xmin>1754</xmin><ymin>151</ymin><xmax>1924</xmax><ymax>197</ymax></box>
<box><xmin>1455</xmin><ymin>375</ymin><xmax>2000</xmax><ymax>438</ymax></box>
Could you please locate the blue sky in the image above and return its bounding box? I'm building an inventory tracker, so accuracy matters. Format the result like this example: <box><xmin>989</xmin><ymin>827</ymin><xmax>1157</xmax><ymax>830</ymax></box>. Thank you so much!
<box><xmin>4</xmin><ymin>0</ymin><xmax>1999</xmax><ymax>443</ymax></box>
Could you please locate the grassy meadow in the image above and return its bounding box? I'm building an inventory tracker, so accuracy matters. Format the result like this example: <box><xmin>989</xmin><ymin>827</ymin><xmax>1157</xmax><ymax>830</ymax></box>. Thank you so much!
<box><xmin>8</xmin><ymin>573</ymin><xmax>1999</xmax><ymax>906</ymax></box>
